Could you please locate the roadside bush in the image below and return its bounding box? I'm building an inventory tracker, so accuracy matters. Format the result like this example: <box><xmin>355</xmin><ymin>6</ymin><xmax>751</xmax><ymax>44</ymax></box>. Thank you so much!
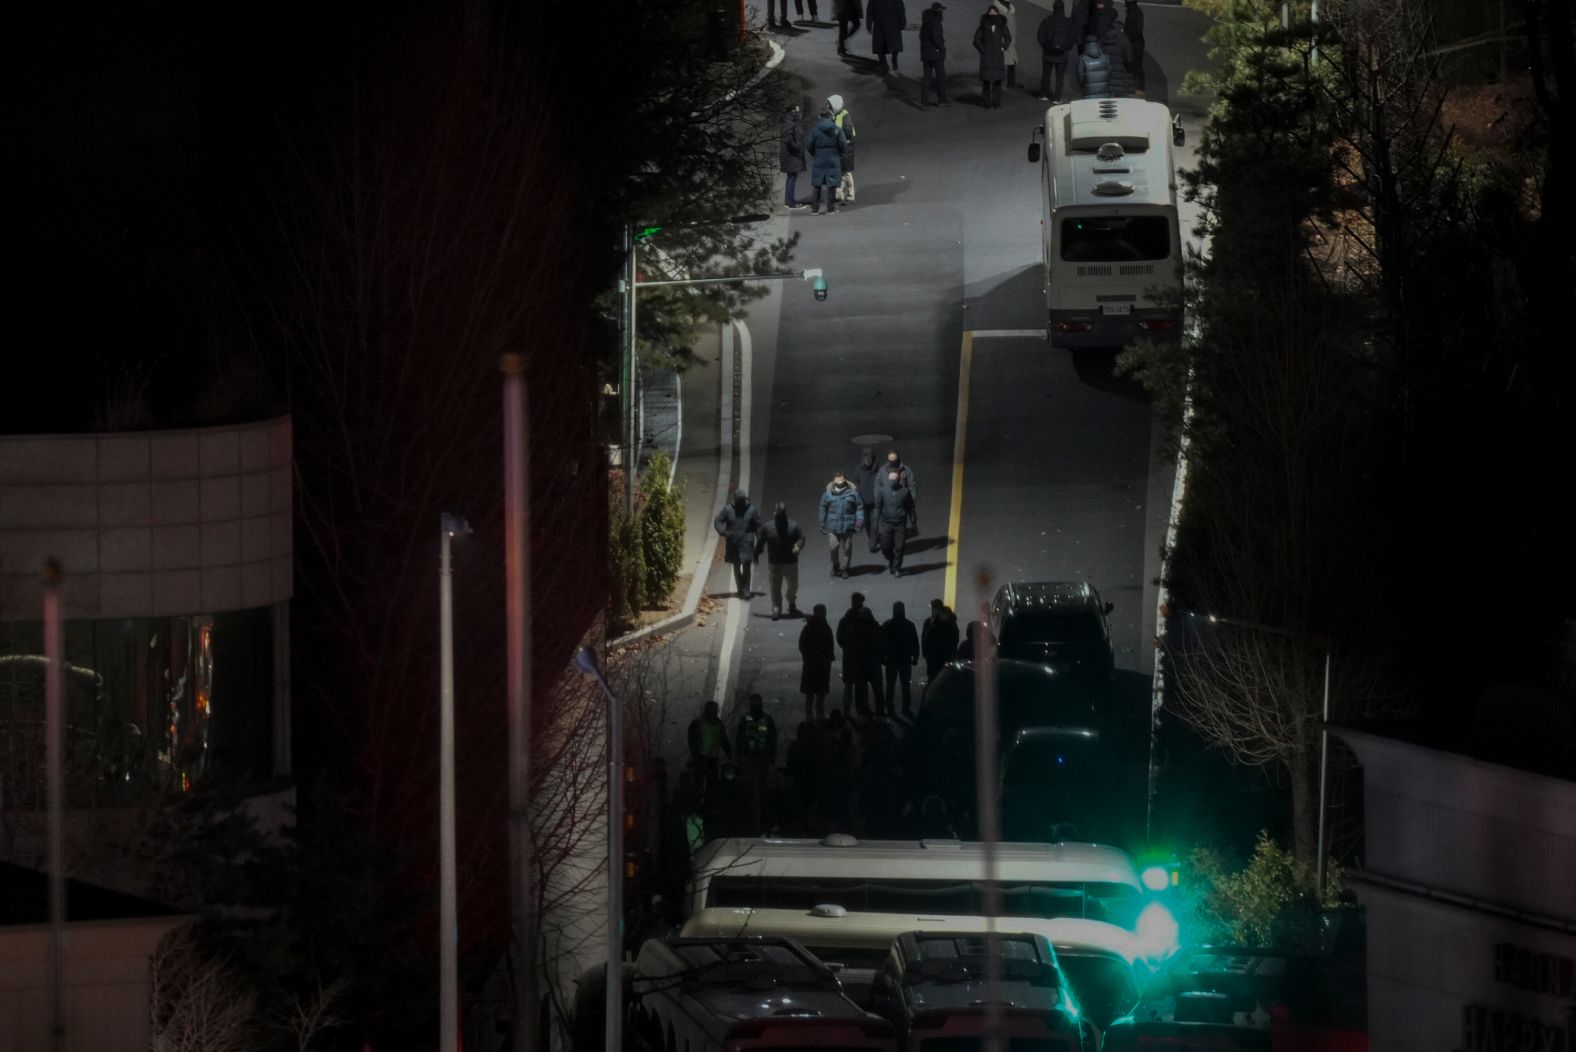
<box><xmin>1177</xmin><ymin>831</ymin><xmax>1343</xmax><ymax>950</ymax></box>
<box><xmin>608</xmin><ymin>470</ymin><xmax>646</xmax><ymax>631</ymax></box>
<box><xmin>639</xmin><ymin>452</ymin><xmax>686</xmax><ymax>607</ymax></box>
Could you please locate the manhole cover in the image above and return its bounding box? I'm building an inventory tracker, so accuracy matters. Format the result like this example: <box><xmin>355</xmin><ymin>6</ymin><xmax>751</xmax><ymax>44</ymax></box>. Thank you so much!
<box><xmin>850</xmin><ymin>433</ymin><xmax>894</xmax><ymax>446</ymax></box>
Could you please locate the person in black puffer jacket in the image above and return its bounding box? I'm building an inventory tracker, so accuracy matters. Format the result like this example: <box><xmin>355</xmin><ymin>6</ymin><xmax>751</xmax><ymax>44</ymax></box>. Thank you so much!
<box><xmin>919</xmin><ymin>3</ymin><xmax>948</xmax><ymax>106</ymax></box>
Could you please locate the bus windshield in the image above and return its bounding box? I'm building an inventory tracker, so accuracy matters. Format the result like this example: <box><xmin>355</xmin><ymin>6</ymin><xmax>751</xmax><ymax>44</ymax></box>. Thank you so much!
<box><xmin>1060</xmin><ymin>216</ymin><xmax>1171</xmax><ymax>262</ymax></box>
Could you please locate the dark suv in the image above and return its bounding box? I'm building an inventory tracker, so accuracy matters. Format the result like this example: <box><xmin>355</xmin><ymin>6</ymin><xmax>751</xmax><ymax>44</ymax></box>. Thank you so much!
<box><xmin>989</xmin><ymin>581</ymin><xmax>1116</xmax><ymax>679</ymax></box>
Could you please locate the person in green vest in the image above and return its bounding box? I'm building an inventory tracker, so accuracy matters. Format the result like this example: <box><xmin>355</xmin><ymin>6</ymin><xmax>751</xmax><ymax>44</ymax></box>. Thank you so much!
<box><xmin>687</xmin><ymin>700</ymin><xmax>732</xmax><ymax>797</ymax></box>
<box><xmin>827</xmin><ymin>93</ymin><xmax>858</xmax><ymax>204</ymax></box>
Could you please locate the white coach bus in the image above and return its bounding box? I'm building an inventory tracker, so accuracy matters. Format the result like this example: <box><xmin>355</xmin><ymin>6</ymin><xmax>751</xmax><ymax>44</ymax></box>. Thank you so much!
<box><xmin>1026</xmin><ymin>98</ymin><xmax>1186</xmax><ymax>349</ymax></box>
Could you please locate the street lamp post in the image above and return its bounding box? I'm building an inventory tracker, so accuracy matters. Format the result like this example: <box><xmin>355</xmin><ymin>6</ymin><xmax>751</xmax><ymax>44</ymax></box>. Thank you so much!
<box><xmin>618</xmin><ymin>216</ymin><xmax>826</xmax><ymax>512</ymax></box>
<box><xmin>438</xmin><ymin>513</ymin><xmax>471</xmax><ymax>1052</ymax></box>
<box><xmin>1197</xmin><ymin>613</ymin><xmax>1334</xmax><ymax>897</ymax></box>
<box><xmin>572</xmin><ymin>647</ymin><xmax>624</xmax><ymax>1052</ymax></box>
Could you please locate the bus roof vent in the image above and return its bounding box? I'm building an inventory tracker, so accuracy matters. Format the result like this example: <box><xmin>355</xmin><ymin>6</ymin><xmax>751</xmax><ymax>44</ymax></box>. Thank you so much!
<box><xmin>1096</xmin><ymin>141</ymin><xmax>1126</xmax><ymax>162</ymax></box>
<box><xmin>920</xmin><ymin>838</ymin><xmax>963</xmax><ymax>849</ymax></box>
<box><xmin>821</xmin><ymin>833</ymin><xmax>859</xmax><ymax>847</ymax></box>
<box><xmin>1092</xmin><ymin>180</ymin><xmax>1137</xmax><ymax>197</ymax></box>
<box><xmin>811</xmin><ymin>903</ymin><xmax>849</xmax><ymax>918</ymax></box>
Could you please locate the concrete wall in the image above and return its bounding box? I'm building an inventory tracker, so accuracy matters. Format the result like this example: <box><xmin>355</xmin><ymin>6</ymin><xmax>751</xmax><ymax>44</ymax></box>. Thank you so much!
<box><xmin>1338</xmin><ymin>729</ymin><xmax>1576</xmax><ymax>1052</ymax></box>
<box><xmin>0</xmin><ymin>917</ymin><xmax>192</xmax><ymax>1052</ymax></box>
<box><xmin>0</xmin><ymin>417</ymin><xmax>292</xmax><ymax>620</ymax></box>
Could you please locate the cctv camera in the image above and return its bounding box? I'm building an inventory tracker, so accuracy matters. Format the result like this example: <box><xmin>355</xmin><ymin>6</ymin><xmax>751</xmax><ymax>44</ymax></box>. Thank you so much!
<box><xmin>813</xmin><ymin>275</ymin><xmax>828</xmax><ymax>301</ymax></box>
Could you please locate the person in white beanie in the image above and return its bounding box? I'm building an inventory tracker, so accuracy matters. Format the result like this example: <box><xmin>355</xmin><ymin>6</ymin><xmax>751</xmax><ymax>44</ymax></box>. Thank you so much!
<box><xmin>827</xmin><ymin>93</ymin><xmax>858</xmax><ymax>204</ymax></box>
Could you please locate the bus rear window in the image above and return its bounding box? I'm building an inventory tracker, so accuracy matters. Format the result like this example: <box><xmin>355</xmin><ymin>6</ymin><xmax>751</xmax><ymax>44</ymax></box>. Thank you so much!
<box><xmin>706</xmin><ymin>876</ymin><xmax>1140</xmax><ymax>923</ymax></box>
<box><xmin>1060</xmin><ymin>217</ymin><xmax>1171</xmax><ymax>262</ymax></box>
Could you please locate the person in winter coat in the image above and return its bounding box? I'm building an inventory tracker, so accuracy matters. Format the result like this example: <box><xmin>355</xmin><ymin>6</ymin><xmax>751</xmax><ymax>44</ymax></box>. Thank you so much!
<box><xmin>687</xmin><ymin>700</ymin><xmax>733</xmax><ymax>797</ymax></box>
<box><xmin>799</xmin><ymin>604</ymin><xmax>836</xmax><ymax>721</ymax></box>
<box><xmin>735</xmin><ymin>694</ymin><xmax>779</xmax><ymax>832</ymax></box>
<box><xmin>835</xmin><ymin>0</ymin><xmax>864</xmax><ymax>55</ymax></box>
<box><xmin>875</xmin><ymin>470</ymin><xmax>915</xmax><ymax>576</ymax></box>
<box><xmin>798</xmin><ymin>0</ymin><xmax>822</xmax><ymax>22</ymax></box>
<box><xmin>1124</xmin><ymin>0</ymin><xmax>1146</xmax><ymax>94</ymax></box>
<box><xmin>885</xmin><ymin>449</ymin><xmax>918</xmax><ymax>529</ymax></box>
<box><xmin>1097</xmin><ymin>18</ymin><xmax>1135</xmax><ymax>95</ymax></box>
<box><xmin>837</xmin><ymin>593</ymin><xmax>885</xmax><ymax>719</ymax></box>
<box><xmin>780</xmin><ymin>105</ymin><xmax>807</xmax><ymax>210</ymax></box>
<box><xmin>919</xmin><ymin>2</ymin><xmax>948</xmax><ymax>106</ymax></box>
<box><xmin>714</xmin><ymin>490</ymin><xmax>763</xmax><ymax>598</ymax></box>
<box><xmin>866</xmin><ymin>0</ymin><xmax>906</xmax><ymax>74</ymax></box>
<box><xmin>827</xmin><ymin>94</ymin><xmax>858</xmax><ymax>204</ymax></box>
<box><xmin>1036</xmin><ymin>0</ymin><xmax>1076</xmax><ymax>101</ymax></box>
<box><xmin>1083</xmin><ymin>0</ymin><xmax>1117</xmax><ymax>42</ymax></box>
<box><xmin>761</xmin><ymin>502</ymin><xmax>806</xmax><ymax>620</ymax></box>
<box><xmin>880</xmin><ymin>601</ymin><xmax>921</xmax><ymax>717</ymax></box>
<box><xmin>1076</xmin><ymin>36</ymin><xmax>1112</xmax><ymax>98</ymax></box>
<box><xmin>973</xmin><ymin>5</ymin><xmax>1011</xmax><ymax>109</ymax></box>
<box><xmin>853</xmin><ymin>447</ymin><xmax>883</xmax><ymax>553</ymax></box>
<box><xmin>997</xmin><ymin>0</ymin><xmax>1021</xmax><ymax>88</ymax></box>
<box><xmin>803</xmin><ymin>106</ymin><xmax>848</xmax><ymax>215</ymax></box>
<box><xmin>921</xmin><ymin>599</ymin><xmax>961</xmax><ymax>679</ymax></box>
<box><xmin>818</xmin><ymin>470</ymin><xmax>865</xmax><ymax>577</ymax></box>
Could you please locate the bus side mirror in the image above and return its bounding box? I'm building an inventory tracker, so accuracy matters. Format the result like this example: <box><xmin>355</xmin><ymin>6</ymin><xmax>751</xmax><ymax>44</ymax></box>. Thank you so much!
<box><xmin>1172</xmin><ymin>116</ymin><xmax>1186</xmax><ymax>147</ymax></box>
<box><xmin>1028</xmin><ymin>141</ymin><xmax>1042</xmax><ymax>164</ymax></box>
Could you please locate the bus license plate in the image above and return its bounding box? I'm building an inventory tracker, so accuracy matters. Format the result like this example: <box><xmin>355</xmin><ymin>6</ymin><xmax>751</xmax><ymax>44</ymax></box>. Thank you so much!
<box><xmin>1102</xmin><ymin>303</ymin><xmax>1132</xmax><ymax>316</ymax></box>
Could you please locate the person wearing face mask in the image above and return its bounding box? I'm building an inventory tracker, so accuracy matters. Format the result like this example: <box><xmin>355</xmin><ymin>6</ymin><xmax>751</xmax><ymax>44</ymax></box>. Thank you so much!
<box><xmin>973</xmin><ymin>5</ymin><xmax>1012</xmax><ymax>109</ymax></box>
<box><xmin>819</xmin><ymin>470</ymin><xmax>865</xmax><ymax>577</ymax></box>
<box><xmin>875</xmin><ymin>469</ymin><xmax>915</xmax><ymax>576</ymax></box>
<box><xmin>760</xmin><ymin>501</ymin><xmax>806</xmax><ymax>620</ymax></box>
<box><xmin>1036</xmin><ymin>0</ymin><xmax>1076</xmax><ymax>101</ymax></box>
<box><xmin>714</xmin><ymin>489</ymin><xmax>763</xmax><ymax>599</ymax></box>
<box><xmin>885</xmin><ymin>449</ymin><xmax>917</xmax><ymax>532</ymax></box>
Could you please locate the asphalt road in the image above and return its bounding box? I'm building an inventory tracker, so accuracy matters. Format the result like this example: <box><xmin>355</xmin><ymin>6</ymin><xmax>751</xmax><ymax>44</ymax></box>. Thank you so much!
<box><xmin>730</xmin><ymin>0</ymin><xmax>1208</xmax><ymax>691</ymax></box>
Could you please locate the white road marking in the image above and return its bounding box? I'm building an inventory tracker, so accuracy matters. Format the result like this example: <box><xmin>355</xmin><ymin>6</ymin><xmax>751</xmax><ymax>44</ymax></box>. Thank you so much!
<box><xmin>969</xmin><ymin>329</ymin><xmax>1046</xmax><ymax>339</ymax></box>
<box><xmin>713</xmin><ymin>318</ymin><xmax>754</xmax><ymax>710</ymax></box>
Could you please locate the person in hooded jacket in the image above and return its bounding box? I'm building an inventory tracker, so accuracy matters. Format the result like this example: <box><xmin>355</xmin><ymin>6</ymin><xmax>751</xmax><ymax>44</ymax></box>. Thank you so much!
<box><xmin>714</xmin><ymin>489</ymin><xmax>763</xmax><ymax>598</ymax></box>
<box><xmin>827</xmin><ymin>94</ymin><xmax>858</xmax><ymax>204</ymax></box>
<box><xmin>973</xmin><ymin>5</ymin><xmax>1011</xmax><ymax>109</ymax></box>
<box><xmin>1124</xmin><ymin>0</ymin><xmax>1146</xmax><ymax>94</ymax></box>
<box><xmin>1036</xmin><ymin>0</ymin><xmax>1076</xmax><ymax>100</ymax></box>
<box><xmin>1083</xmin><ymin>0</ymin><xmax>1117</xmax><ymax>40</ymax></box>
<box><xmin>919</xmin><ymin>3</ymin><xmax>948</xmax><ymax>106</ymax></box>
<box><xmin>875</xmin><ymin>469</ymin><xmax>915</xmax><ymax>576</ymax></box>
<box><xmin>803</xmin><ymin>106</ymin><xmax>848</xmax><ymax>215</ymax></box>
<box><xmin>837</xmin><ymin>593</ymin><xmax>885</xmax><ymax>719</ymax></box>
<box><xmin>799</xmin><ymin>604</ymin><xmax>836</xmax><ymax>721</ymax></box>
<box><xmin>761</xmin><ymin>501</ymin><xmax>806</xmax><ymax>620</ymax></box>
<box><xmin>1097</xmin><ymin>17</ymin><xmax>1135</xmax><ymax>95</ymax></box>
<box><xmin>853</xmin><ymin>447</ymin><xmax>883</xmax><ymax>553</ymax></box>
<box><xmin>780</xmin><ymin>105</ymin><xmax>807</xmax><ymax>210</ymax></box>
<box><xmin>866</xmin><ymin>0</ymin><xmax>906</xmax><ymax>74</ymax></box>
<box><xmin>818</xmin><ymin>470</ymin><xmax>865</xmax><ymax>577</ymax></box>
<box><xmin>921</xmin><ymin>598</ymin><xmax>961</xmax><ymax>679</ymax></box>
<box><xmin>1076</xmin><ymin>35</ymin><xmax>1112</xmax><ymax>98</ymax></box>
<box><xmin>836</xmin><ymin>0</ymin><xmax>864</xmax><ymax>55</ymax></box>
<box><xmin>997</xmin><ymin>0</ymin><xmax>1021</xmax><ymax>88</ymax></box>
<box><xmin>880</xmin><ymin>601</ymin><xmax>921</xmax><ymax>716</ymax></box>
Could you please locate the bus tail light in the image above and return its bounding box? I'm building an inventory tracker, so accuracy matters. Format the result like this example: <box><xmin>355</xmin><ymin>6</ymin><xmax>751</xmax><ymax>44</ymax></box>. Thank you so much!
<box><xmin>1138</xmin><ymin>318</ymin><xmax>1177</xmax><ymax>331</ymax></box>
<box><xmin>1055</xmin><ymin>320</ymin><xmax>1093</xmax><ymax>333</ymax></box>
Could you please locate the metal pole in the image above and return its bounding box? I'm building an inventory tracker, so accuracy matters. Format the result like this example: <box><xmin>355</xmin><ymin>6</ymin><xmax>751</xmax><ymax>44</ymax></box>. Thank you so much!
<box><xmin>1310</xmin><ymin>0</ymin><xmax>1320</xmax><ymax>64</ymax></box>
<box><xmin>501</xmin><ymin>354</ymin><xmax>538</xmax><ymax>1052</ymax></box>
<box><xmin>624</xmin><ymin>227</ymin><xmax>639</xmax><ymax>515</ymax></box>
<box><xmin>43</xmin><ymin>559</ymin><xmax>66</xmax><ymax>1052</ymax></box>
<box><xmin>573</xmin><ymin>649</ymin><xmax>624</xmax><ymax>1052</ymax></box>
<box><xmin>971</xmin><ymin>582</ymin><xmax>1003</xmax><ymax>1050</ymax></box>
<box><xmin>439</xmin><ymin>519</ymin><xmax>461</xmax><ymax>1052</ymax></box>
<box><xmin>1315</xmin><ymin>648</ymin><xmax>1332</xmax><ymax>899</ymax></box>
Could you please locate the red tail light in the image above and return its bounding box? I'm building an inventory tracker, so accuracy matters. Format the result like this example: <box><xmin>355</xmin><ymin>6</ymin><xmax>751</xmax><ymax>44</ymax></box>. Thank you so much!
<box><xmin>1138</xmin><ymin>319</ymin><xmax>1177</xmax><ymax>331</ymax></box>
<box><xmin>1055</xmin><ymin>320</ymin><xmax>1093</xmax><ymax>333</ymax></box>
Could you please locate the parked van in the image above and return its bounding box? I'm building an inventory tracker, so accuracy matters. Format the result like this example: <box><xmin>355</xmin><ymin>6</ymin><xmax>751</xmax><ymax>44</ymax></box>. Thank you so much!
<box><xmin>1026</xmin><ymin>98</ymin><xmax>1185</xmax><ymax>349</ymax></box>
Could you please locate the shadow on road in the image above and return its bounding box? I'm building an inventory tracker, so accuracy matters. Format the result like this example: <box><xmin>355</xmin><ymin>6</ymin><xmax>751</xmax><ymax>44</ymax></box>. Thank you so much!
<box><xmin>965</xmin><ymin>263</ymin><xmax>1045</xmax><ymax>330</ymax></box>
<box><xmin>897</xmin><ymin>560</ymin><xmax>949</xmax><ymax>576</ymax></box>
<box><xmin>1070</xmin><ymin>348</ymin><xmax>1150</xmax><ymax>400</ymax></box>
<box><xmin>852</xmin><ymin>178</ymin><xmax>912</xmax><ymax>207</ymax></box>
<box><xmin>906</xmin><ymin>534</ymin><xmax>953</xmax><ymax>554</ymax></box>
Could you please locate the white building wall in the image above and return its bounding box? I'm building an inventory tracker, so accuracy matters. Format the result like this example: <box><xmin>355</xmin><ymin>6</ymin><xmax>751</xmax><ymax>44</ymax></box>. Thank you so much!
<box><xmin>0</xmin><ymin>417</ymin><xmax>292</xmax><ymax>620</ymax></box>
<box><xmin>1338</xmin><ymin>729</ymin><xmax>1576</xmax><ymax>1052</ymax></box>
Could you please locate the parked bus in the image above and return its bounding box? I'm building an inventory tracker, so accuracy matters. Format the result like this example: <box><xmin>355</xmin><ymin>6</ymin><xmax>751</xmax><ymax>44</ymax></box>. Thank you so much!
<box><xmin>1025</xmin><ymin>98</ymin><xmax>1185</xmax><ymax>349</ymax></box>
<box><xmin>627</xmin><ymin>935</ymin><xmax>897</xmax><ymax>1052</ymax></box>
<box><xmin>866</xmin><ymin>931</ymin><xmax>1090</xmax><ymax>1052</ymax></box>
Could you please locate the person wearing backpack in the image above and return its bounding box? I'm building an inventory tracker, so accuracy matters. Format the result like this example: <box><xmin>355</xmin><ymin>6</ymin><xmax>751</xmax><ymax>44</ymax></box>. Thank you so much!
<box><xmin>827</xmin><ymin>93</ymin><xmax>858</xmax><ymax>204</ymax></box>
<box><xmin>1036</xmin><ymin>0</ymin><xmax>1076</xmax><ymax>101</ymax></box>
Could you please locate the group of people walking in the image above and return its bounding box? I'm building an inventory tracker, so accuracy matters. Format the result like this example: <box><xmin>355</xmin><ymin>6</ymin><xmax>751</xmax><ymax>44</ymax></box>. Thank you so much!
<box><xmin>713</xmin><ymin>447</ymin><xmax>921</xmax><ymax>619</ymax></box>
<box><xmin>682</xmin><ymin>593</ymin><xmax>967</xmax><ymax>838</ymax></box>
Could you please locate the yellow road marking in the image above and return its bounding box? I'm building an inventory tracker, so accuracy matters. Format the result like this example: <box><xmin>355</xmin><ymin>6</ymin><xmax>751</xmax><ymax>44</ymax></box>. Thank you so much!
<box><xmin>944</xmin><ymin>330</ymin><xmax>975</xmax><ymax>610</ymax></box>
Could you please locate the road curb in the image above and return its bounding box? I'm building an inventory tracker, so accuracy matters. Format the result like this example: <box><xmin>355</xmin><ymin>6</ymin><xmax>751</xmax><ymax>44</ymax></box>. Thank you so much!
<box><xmin>610</xmin><ymin>321</ymin><xmax>735</xmax><ymax>650</ymax></box>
